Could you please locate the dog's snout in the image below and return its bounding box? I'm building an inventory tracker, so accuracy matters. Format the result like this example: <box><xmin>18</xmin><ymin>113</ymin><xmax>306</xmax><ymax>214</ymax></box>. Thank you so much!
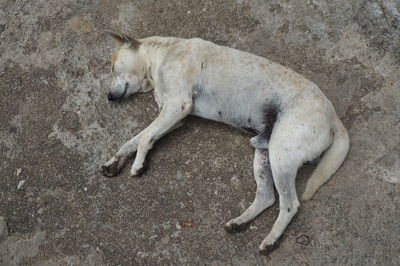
<box><xmin>107</xmin><ymin>83</ymin><xmax>128</xmax><ymax>101</ymax></box>
<box><xmin>107</xmin><ymin>92</ymin><xmax>117</xmax><ymax>101</ymax></box>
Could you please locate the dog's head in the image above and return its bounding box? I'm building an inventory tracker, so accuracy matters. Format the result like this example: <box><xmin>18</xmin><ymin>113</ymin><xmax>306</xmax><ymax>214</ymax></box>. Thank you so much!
<box><xmin>106</xmin><ymin>32</ymin><xmax>151</xmax><ymax>101</ymax></box>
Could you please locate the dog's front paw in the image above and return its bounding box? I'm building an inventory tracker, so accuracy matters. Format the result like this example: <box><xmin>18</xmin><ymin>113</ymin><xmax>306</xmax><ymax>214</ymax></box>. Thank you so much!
<box><xmin>101</xmin><ymin>156</ymin><xmax>124</xmax><ymax>177</ymax></box>
<box><xmin>129</xmin><ymin>160</ymin><xmax>148</xmax><ymax>177</ymax></box>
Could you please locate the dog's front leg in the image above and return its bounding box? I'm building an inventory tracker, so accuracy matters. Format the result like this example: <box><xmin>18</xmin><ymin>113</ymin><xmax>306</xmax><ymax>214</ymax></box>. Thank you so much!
<box><xmin>130</xmin><ymin>101</ymin><xmax>193</xmax><ymax>176</ymax></box>
<box><xmin>101</xmin><ymin>131</ymin><xmax>146</xmax><ymax>177</ymax></box>
<box><xmin>102</xmin><ymin>122</ymin><xmax>184</xmax><ymax>177</ymax></box>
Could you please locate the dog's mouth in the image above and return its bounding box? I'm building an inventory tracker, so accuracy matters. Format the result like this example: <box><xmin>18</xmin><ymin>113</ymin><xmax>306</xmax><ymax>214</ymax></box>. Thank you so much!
<box><xmin>120</xmin><ymin>82</ymin><xmax>129</xmax><ymax>98</ymax></box>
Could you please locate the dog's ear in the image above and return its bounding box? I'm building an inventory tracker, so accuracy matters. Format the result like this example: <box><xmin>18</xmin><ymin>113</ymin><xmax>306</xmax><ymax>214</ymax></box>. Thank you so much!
<box><xmin>106</xmin><ymin>31</ymin><xmax>141</xmax><ymax>49</ymax></box>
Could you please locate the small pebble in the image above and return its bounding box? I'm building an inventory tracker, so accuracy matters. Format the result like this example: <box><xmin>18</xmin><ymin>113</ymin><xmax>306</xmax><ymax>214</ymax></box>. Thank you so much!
<box><xmin>16</xmin><ymin>168</ymin><xmax>23</xmax><ymax>176</ymax></box>
<box><xmin>176</xmin><ymin>222</ymin><xmax>182</xmax><ymax>230</ymax></box>
<box><xmin>17</xmin><ymin>180</ymin><xmax>26</xmax><ymax>190</ymax></box>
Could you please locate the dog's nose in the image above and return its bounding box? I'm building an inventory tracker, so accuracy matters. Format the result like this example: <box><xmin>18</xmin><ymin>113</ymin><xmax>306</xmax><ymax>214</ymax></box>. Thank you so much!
<box><xmin>107</xmin><ymin>92</ymin><xmax>114</xmax><ymax>101</ymax></box>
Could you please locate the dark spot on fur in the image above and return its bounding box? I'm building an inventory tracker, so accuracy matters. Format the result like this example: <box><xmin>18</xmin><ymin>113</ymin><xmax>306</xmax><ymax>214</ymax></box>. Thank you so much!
<box><xmin>151</xmin><ymin>42</ymin><xmax>161</xmax><ymax>48</ymax></box>
<box><xmin>218</xmin><ymin>111</ymin><xmax>223</xmax><ymax>117</ymax></box>
<box><xmin>148</xmin><ymin>65</ymin><xmax>153</xmax><ymax>80</ymax></box>
<box><xmin>248</xmin><ymin>118</ymin><xmax>251</xmax><ymax>123</ymax></box>
<box><xmin>260</xmin><ymin>99</ymin><xmax>281</xmax><ymax>141</ymax></box>
<box><xmin>288</xmin><ymin>208</ymin><xmax>291</xmax><ymax>212</ymax></box>
<box><xmin>241</xmin><ymin>126</ymin><xmax>258</xmax><ymax>134</ymax></box>
<box><xmin>306</xmin><ymin>156</ymin><xmax>320</xmax><ymax>165</ymax></box>
<box><xmin>201</xmin><ymin>62</ymin><xmax>204</xmax><ymax>69</ymax></box>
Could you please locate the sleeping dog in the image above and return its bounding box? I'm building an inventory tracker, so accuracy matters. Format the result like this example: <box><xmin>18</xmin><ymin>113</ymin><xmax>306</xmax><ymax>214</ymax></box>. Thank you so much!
<box><xmin>101</xmin><ymin>32</ymin><xmax>350</xmax><ymax>253</ymax></box>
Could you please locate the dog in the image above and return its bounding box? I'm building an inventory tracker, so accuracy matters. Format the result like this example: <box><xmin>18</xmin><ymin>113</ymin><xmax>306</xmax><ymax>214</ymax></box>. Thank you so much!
<box><xmin>101</xmin><ymin>32</ymin><xmax>350</xmax><ymax>253</ymax></box>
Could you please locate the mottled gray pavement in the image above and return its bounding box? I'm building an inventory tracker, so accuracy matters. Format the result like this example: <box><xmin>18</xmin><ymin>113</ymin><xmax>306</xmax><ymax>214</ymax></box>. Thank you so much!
<box><xmin>0</xmin><ymin>0</ymin><xmax>399</xmax><ymax>265</ymax></box>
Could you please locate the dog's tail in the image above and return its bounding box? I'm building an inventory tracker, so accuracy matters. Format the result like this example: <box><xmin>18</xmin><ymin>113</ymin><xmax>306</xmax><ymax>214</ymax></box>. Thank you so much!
<box><xmin>302</xmin><ymin>116</ymin><xmax>350</xmax><ymax>201</ymax></box>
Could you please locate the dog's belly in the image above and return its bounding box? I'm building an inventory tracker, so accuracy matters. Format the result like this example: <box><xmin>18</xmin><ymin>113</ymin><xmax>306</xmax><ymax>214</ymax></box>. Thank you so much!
<box><xmin>191</xmin><ymin>85</ymin><xmax>267</xmax><ymax>134</ymax></box>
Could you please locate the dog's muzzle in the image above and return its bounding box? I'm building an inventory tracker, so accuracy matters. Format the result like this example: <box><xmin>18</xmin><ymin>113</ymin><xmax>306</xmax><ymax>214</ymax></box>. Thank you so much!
<box><xmin>107</xmin><ymin>83</ymin><xmax>128</xmax><ymax>101</ymax></box>
<box><xmin>107</xmin><ymin>92</ymin><xmax>119</xmax><ymax>101</ymax></box>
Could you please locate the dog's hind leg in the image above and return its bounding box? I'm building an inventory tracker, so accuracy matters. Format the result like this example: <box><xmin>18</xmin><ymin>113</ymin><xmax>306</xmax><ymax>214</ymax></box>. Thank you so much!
<box><xmin>224</xmin><ymin>148</ymin><xmax>275</xmax><ymax>232</ymax></box>
<box><xmin>258</xmin><ymin>148</ymin><xmax>300</xmax><ymax>253</ymax></box>
<box><xmin>257</xmin><ymin>105</ymin><xmax>335</xmax><ymax>253</ymax></box>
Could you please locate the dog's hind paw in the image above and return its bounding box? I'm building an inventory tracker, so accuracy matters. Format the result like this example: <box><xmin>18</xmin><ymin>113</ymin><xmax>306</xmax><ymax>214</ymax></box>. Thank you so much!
<box><xmin>258</xmin><ymin>242</ymin><xmax>279</xmax><ymax>256</ymax></box>
<box><xmin>258</xmin><ymin>237</ymin><xmax>280</xmax><ymax>255</ymax></box>
<box><xmin>224</xmin><ymin>222</ymin><xmax>249</xmax><ymax>233</ymax></box>
<box><xmin>101</xmin><ymin>156</ymin><xmax>124</xmax><ymax>177</ymax></box>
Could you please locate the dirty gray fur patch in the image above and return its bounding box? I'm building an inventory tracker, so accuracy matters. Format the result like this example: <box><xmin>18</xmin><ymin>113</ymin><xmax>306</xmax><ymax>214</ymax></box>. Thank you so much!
<box><xmin>239</xmin><ymin>97</ymin><xmax>282</xmax><ymax>136</ymax></box>
<box><xmin>192</xmin><ymin>83</ymin><xmax>204</xmax><ymax>99</ymax></box>
<box><xmin>260</xmin><ymin>97</ymin><xmax>282</xmax><ymax>140</ymax></box>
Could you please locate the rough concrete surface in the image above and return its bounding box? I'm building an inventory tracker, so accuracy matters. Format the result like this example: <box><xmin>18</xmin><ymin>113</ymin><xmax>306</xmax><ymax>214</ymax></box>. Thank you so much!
<box><xmin>0</xmin><ymin>0</ymin><xmax>399</xmax><ymax>265</ymax></box>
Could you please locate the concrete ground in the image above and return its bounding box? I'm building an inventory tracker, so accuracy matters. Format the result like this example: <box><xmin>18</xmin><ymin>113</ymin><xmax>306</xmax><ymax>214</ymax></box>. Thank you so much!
<box><xmin>0</xmin><ymin>0</ymin><xmax>399</xmax><ymax>265</ymax></box>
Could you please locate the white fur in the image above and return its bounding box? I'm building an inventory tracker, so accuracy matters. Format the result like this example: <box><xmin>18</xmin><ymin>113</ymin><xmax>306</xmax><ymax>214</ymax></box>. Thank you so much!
<box><xmin>101</xmin><ymin>34</ymin><xmax>350</xmax><ymax>253</ymax></box>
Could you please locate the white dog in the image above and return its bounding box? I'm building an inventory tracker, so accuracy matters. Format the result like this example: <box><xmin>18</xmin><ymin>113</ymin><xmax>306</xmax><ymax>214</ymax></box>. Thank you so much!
<box><xmin>101</xmin><ymin>32</ymin><xmax>350</xmax><ymax>253</ymax></box>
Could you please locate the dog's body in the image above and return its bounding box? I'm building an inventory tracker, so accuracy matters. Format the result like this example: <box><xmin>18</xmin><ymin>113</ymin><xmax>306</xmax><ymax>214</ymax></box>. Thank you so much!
<box><xmin>101</xmin><ymin>33</ymin><xmax>350</xmax><ymax>253</ymax></box>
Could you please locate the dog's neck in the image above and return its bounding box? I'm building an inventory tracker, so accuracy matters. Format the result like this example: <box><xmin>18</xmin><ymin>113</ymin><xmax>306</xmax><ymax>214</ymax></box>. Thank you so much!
<box><xmin>138</xmin><ymin>37</ymin><xmax>183</xmax><ymax>82</ymax></box>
